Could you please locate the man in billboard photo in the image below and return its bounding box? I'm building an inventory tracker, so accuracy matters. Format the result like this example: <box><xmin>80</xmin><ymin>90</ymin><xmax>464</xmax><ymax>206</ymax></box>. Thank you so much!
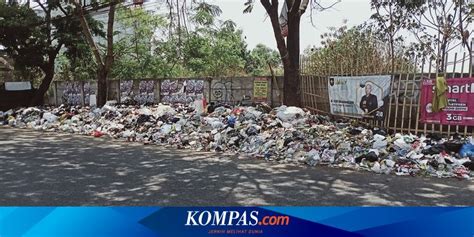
<box><xmin>359</xmin><ymin>82</ymin><xmax>378</xmax><ymax>116</ymax></box>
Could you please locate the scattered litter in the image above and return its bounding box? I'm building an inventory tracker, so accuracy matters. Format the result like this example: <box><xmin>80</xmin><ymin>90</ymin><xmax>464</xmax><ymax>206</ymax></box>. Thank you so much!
<box><xmin>1</xmin><ymin>103</ymin><xmax>472</xmax><ymax>180</ymax></box>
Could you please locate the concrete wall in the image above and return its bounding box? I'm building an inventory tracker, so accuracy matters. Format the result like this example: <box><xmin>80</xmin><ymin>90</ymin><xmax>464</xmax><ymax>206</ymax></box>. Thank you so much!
<box><xmin>48</xmin><ymin>77</ymin><xmax>284</xmax><ymax>107</ymax></box>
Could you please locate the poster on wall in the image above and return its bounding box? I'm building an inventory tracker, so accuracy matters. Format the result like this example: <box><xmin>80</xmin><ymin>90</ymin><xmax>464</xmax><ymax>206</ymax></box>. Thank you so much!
<box><xmin>134</xmin><ymin>80</ymin><xmax>155</xmax><ymax>105</ymax></box>
<box><xmin>420</xmin><ymin>77</ymin><xmax>474</xmax><ymax>126</ymax></box>
<box><xmin>160</xmin><ymin>79</ymin><xmax>204</xmax><ymax>104</ymax></box>
<box><xmin>62</xmin><ymin>81</ymin><xmax>93</xmax><ymax>106</ymax></box>
<box><xmin>253</xmin><ymin>78</ymin><xmax>268</xmax><ymax>102</ymax></box>
<box><xmin>62</xmin><ymin>82</ymin><xmax>81</xmax><ymax>105</ymax></box>
<box><xmin>120</xmin><ymin>80</ymin><xmax>134</xmax><ymax>104</ymax></box>
<box><xmin>328</xmin><ymin>75</ymin><xmax>391</xmax><ymax>120</ymax></box>
<box><xmin>83</xmin><ymin>82</ymin><xmax>93</xmax><ymax>106</ymax></box>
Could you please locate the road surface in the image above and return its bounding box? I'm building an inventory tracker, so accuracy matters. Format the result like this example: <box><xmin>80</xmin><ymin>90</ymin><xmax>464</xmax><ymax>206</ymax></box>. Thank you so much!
<box><xmin>0</xmin><ymin>127</ymin><xmax>472</xmax><ymax>206</ymax></box>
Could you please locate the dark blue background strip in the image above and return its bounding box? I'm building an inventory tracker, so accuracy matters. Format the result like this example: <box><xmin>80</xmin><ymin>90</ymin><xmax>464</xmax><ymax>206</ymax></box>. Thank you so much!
<box><xmin>0</xmin><ymin>207</ymin><xmax>472</xmax><ymax>237</ymax></box>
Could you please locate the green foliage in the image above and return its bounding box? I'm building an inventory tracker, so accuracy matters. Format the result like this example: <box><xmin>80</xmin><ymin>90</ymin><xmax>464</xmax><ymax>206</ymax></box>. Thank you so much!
<box><xmin>0</xmin><ymin>3</ymin><xmax>46</xmax><ymax>70</ymax></box>
<box><xmin>302</xmin><ymin>24</ymin><xmax>415</xmax><ymax>75</ymax></box>
<box><xmin>0</xmin><ymin>1</ymin><xmax>103</xmax><ymax>80</ymax></box>
<box><xmin>192</xmin><ymin>2</ymin><xmax>222</xmax><ymax>26</ymax></box>
<box><xmin>112</xmin><ymin>7</ymin><xmax>167</xmax><ymax>79</ymax></box>
<box><xmin>57</xmin><ymin>48</ymin><xmax>97</xmax><ymax>81</ymax></box>
<box><xmin>245</xmin><ymin>44</ymin><xmax>281</xmax><ymax>76</ymax></box>
<box><xmin>2</xmin><ymin>1</ymin><xmax>282</xmax><ymax>82</ymax></box>
<box><xmin>178</xmin><ymin>20</ymin><xmax>248</xmax><ymax>77</ymax></box>
<box><xmin>110</xmin><ymin>3</ymin><xmax>265</xmax><ymax>79</ymax></box>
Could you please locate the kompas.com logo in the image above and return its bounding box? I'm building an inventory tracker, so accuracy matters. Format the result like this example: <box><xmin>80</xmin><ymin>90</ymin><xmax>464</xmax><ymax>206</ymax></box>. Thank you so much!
<box><xmin>185</xmin><ymin>210</ymin><xmax>290</xmax><ymax>226</ymax></box>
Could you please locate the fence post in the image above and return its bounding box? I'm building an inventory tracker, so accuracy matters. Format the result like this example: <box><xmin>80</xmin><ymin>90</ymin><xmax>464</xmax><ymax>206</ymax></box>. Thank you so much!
<box><xmin>54</xmin><ymin>81</ymin><xmax>58</xmax><ymax>106</ymax></box>
<box><xmin>400</xmin><ymin>56</ymin><xmax>417</xmax><ymax>133</ymax></box>
<box><xmin>459</xmin><ymin>52</ymin><xmax>467</xmax><ymax>136</ymax></box>
<box><xmin>269</xmin><ymin>76</ymin><xmax>273</xmax><ymax>107</ymax></box>
<box><xmin>449</xmin><ymin>53</ymin><xmax>458</xmax><ymax>136</ymax></box>
<box><xmin>80</xmin><ymin>81</ymin><xmax>85</xmax><ymax>106</ymax></box>
<box><xmin>207</xmin><ymin>77</ymin><xmax>212</xmax><ymax>104</ymax></box>
<box><xmin>439</xmin><ymin>52</ymin><xmax>449</xmax><ymax>135</ymax></box>
<box><xmin>470</xmin><ymin>40</ymin><xmax>474</xmax><ymax>137</ymax></box>
<box><xmin>415</xmin><ymin>58</ymin><xmax>426</xmax><ymax>136</ymax></box>
<box><xmin>470</xmin><ymin>40</ymin><xmax>473</xmax><ymax>137</ymax></box>
<box><xmin>117</xmin><ymin>79</ymin><xmax>122</xmax><ymax>104</ymax></box>
<box><xmin>156</xmin><ymin>79</ymin><xmax>161</xmax><ymax>104</ymax></box>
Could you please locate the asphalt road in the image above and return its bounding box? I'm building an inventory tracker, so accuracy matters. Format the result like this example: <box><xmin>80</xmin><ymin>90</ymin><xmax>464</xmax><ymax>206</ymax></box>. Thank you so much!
<box><xmin>0</xmin><ymin>127</ymin><xmax>473</xmax><ymax>206</ymax></box>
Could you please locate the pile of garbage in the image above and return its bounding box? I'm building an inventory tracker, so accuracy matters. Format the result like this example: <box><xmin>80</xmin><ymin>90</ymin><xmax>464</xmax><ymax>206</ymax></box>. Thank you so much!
<box><xmin>1</xmin><ymin>103</ymin><xmax>473</xmax><ymax>179</ymax></box>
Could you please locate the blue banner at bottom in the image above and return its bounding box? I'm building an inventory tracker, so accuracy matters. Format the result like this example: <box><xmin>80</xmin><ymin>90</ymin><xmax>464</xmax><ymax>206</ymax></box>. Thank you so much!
<box><xmin>0</xmin><ymin>207</ymin><xmax>472</xmax><ymax>237</ymax></box>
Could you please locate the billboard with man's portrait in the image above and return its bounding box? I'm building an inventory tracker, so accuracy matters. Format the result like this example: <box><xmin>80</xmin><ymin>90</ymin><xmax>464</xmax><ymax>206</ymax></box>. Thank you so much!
<box><xmin>328</xmin><ymin>75</ymin><xmax>392</xmax><ymax>120</ymax></box>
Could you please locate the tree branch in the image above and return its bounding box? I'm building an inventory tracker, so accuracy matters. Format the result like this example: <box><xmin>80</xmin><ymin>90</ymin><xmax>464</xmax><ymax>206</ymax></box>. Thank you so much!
<box><xmin>260</xmin><ymin>0</ymin><xmax>272</xmax><ymax>10</ymax></box>
<box><xmin>58</xmin><ymin>4</ymin><xmax>69</xmax><ymax>16</ymax></box>
<box><xmin>260</xmin><ymin>0</ymin><xmax>289</xmax><ymax>68</ymax></box>
<box><xmin>312</xmin><ymin>0</ymin><xmax>339</xmax><ymax>11</ymax></box>
<box><xmin>35</xmin><ymin>0</ymin><xmax>47</xmax><ymax>12</ymax></box>
<box><xmin>72</xmin><ymin>0</ymin><xmax>104</xmax><ymax>67</ymax></box>
<box><xmin>105</xmin><ymin>0</ymin><xmax>117</xmax><ymax>71</ymax></box>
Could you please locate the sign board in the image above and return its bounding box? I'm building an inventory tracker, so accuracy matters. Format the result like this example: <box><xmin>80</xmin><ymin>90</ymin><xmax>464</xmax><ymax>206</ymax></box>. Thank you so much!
<box><xmin>420</xmin><ymin>77</ymin><xmax>474</xmax><ymax>126</ymax></box>
<box><xmin>328</xmin><ymin>75</ymin><xmax>391</xmax><ymax>120</ymax></box>
<box><xmin>5</xmin><ymin>81</ymin><xmax>31</xmax><ymax>91</ymax></box>
<box><xmin>253</xmin><ymin>78</ymin><xmax>268</xmax><ymax>102</ymax></box>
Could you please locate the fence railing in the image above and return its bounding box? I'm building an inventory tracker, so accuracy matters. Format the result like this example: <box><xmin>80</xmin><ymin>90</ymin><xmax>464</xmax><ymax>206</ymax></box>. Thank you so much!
<box><xmin>300</xmin><ymin>43</ymin><xmax>474</xmax><ymax>137</ymax></box>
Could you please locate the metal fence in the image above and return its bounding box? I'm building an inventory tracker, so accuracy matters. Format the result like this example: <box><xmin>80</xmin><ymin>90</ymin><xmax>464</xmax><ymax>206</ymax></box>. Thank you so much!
<box><xmin>300</xmin><ymin>43</ymin><xmax>474</xmax><ymax>137</ymax></box>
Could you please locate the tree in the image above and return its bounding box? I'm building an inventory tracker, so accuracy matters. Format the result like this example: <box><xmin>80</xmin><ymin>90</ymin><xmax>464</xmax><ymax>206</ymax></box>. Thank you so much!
<box><xmin>0</xmin><ymin>54</ymin><xmax>14</xmax><ymax>71</ymax></box>
<box><xmin>72</xmin><ymin>0</ymin><xmax>118</xmax><ymax>107</ymax></box>
<box><xmin>302</xmin><ymin>24</ymin><xmax>415</xmax><ymax>75</ymax></box>
<box><xmin>407</xmin><ymin>0</ymin><xmax>472</xmax><ymax>71</ymax></box>
<box><xmin>0</xmin><ymin>1</ymin><xmax>100</xmax><ymax>105</ymax></box>
<box><xmin>245</xmin><ymin>43</ymin><xmax>281</xmax><ymax>76</ymax></box>
<box><xmin>370</xmin><ymin>0</ymin><xmax>472</xmax><ymax>72</ymax></box>
<box><xmin>245</xmin><ymin>0</ymin><xmax>304</xmax><ymax>106</ymax></box>
<box><xmin>55</xmin><ymin>48</ymin><xmax>97</xmax><ymax>81</ymax></box>
<box><xmin>244</xmin><ymin>0</ymin><xmax>339</xmax><ymax>106</ymax></box>
<box><xmin>369</xmin><ymin>0</ymin><xmax>420</xmax><ymax>72</ymax></box>
<box><xmin>204</xmin><ymin>21</ymin><xmax>248</xmax><ymax>77</ymax></box>
<box><xmin>179</xmin><ymin>20</ymin><xmax>248</xmax><ymax>77</ymax></box>
<box><xmin>112</xmin><ymin>1</ymin><xmax>255</xmax><ymax>79</ymax></box>
<box><xmin>112</xmin><ymin>6</ymin><xmax>167</xmax><ymax>79</ymax></box>
<box><xmin>157</xmin><ymin>2</ymin><xmax>249</xmax><ymax>77</ymax></box>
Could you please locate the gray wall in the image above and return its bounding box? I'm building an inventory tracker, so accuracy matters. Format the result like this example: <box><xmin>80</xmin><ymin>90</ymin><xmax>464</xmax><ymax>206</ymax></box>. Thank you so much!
<box><xmin>48</xmin><ymin>77</ymin><xmax>284</xmax><ymax>107</ymax></box>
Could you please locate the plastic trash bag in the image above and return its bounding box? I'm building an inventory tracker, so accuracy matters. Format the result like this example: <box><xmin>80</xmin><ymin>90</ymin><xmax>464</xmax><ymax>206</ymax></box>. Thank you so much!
<box><xmin>275</xmin><ymin>106</ymin><xmax>305</xmax><ymax>122</ymax></box>
<box><xmin>459</xmin><ymin>141</ymin><xmax>474</xmax><ymax>158</ymax></box>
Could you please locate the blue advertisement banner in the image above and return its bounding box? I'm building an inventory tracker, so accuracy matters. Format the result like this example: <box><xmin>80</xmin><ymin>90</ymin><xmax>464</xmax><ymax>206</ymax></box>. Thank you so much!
<box><xmin>0</xmin><ymin>207</ymin><xmax>473</xmax><ymax>237</ymax></box>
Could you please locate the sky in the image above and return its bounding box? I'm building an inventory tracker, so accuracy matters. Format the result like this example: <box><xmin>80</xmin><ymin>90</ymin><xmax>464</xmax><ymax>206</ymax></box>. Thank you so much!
<box><xmin>209</xmin><ymin>0</ymin><xmax>471</xmax><ymax>72</ymax></box>
<box><xmin>19</xmin><ymin>0</ymin><xmax>372</xmax><ymax>53</ymax></box>
<box><xmin>210</xmin><ymin>0</ymin><xmax>372</xmax><ymax>51</ymax></box>
<box><xmin>6</xmin><ymin>0</ymin><xmax>471</xmax><ymax>72</ymax></box>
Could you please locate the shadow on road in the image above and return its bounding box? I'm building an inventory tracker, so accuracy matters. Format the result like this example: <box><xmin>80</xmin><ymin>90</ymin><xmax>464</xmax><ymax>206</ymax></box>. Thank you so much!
<box><xmin>0</xmin><ymin>127</ymin><xmax>472</xmax><ymax>206</ymax></box>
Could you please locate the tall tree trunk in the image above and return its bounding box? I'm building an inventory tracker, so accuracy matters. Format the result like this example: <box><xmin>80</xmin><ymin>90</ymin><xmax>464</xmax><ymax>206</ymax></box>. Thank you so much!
<box><xmin>97</xmin><ymin>66</ymin><xmax>108</xmax><ymax>106</ymax></box>
<box><xmin>28</xmin><ymin>2</ymin><xmax>59</xmax><ymax>107</ymax></box>
<box><xmin>73</xmin><ymin>0</ymin><xmax>116</xmax><ymax>107</ymax></box>
<box><xmin>261</xmin><ymin>0</ymin><xmax>304</xmax><ymax>107</ymax></box>
<box><xmin>29</xmin><ymin>49</ymin><xmax>59</xmax><ymax>106</ymax></box>
<box><xmin>285</xmin><ymin>12</ymin><xmax>301</xmax><ymax>107</ymax></box>
<box><xmin>30</xmin><ymin>62</ymin><xmax>54</xmax><ymax>106</ymax></box>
